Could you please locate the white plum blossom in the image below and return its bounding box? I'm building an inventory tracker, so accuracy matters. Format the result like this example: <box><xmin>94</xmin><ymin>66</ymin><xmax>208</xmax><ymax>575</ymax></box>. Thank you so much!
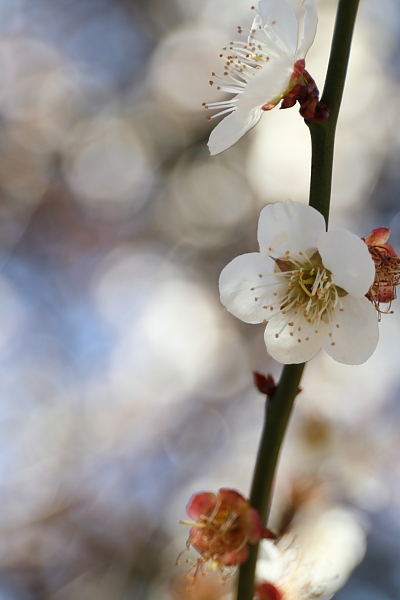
<box><xmin>255</xmin><ymin>508</ymin><xmax>366</xmax><ymax>600</ymax></box>
<box><xmin>219</xmin><ymin>201</ymin><xmax>379</xmax><ymax>365</ymax></box>
<box><xmin>205</xmin><ymin>0</ymin><xmax>318</xmax><ymax>155</ymax></box>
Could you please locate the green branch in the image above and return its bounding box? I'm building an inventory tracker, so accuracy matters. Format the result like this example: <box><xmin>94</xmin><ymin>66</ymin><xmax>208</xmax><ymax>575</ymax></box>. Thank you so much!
<box><xmin>235</xmin><ymin>1</ymin><xmax>361</xmax><ymax>599</ymax></box>
<box><xmin>309</xmin><ymin>0</ymin><xmax>362</xmax><ymax>225</ymax></box>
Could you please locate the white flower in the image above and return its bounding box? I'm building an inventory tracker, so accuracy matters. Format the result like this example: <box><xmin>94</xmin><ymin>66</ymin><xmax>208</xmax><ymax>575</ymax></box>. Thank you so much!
<box><xmin>256</xmin><ymin>508</ymin><xmax>366</xmax><ymax>600</ymax></box>
<box><xmin>219</xmin><ymin>201</ymin><xmax>379</xmax><ymax>365</ymax></box>
<box><xmin>205</xmin><ymin>0</ymin><xmax>318</xmax><ymax>155</ymax></box>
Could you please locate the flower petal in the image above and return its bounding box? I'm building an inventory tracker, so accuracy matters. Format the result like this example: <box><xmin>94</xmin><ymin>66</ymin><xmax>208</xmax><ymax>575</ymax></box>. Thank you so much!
<box><xmin>364</xmin><ymin>227</ymin><xmax>397</xmax><ymax>257</ymax></box>
<box><xmin>296</xmin><ymin>0</ymin><xmax>318</xmax><ymax>58</ymax></box>
<box><xmin>256</xmin><ymin>539</ymin><xmax>286</xmax><ymax>582</ymax></box>
<box><xmin>219</xmin><ymin>252</ymin><xmax>277</xmax><ymax>324</ymax></box>
<box><xmin>187</xmin><ymin>492</ymin><xmax>217</xmax><ymax>520</ymax></box>
<box><xmin>208</xmin><ymin>107</ymin><xmax>262</xmax><ymax>156</ymax></box>
<box><xmin>364</xmin><ymin>227</ymin><xmax>390</xmax><ymax>246</ymax></box>
<box><xmin>236</xmin><ymin>55</ymin><xmax>294</xmax><ymax>112</ymax></box>
<box><xmin>264</xmin><ymin>313</ymin><xmax>328</xmax><ymax>363</ymax></box>
<box><xmin>323</xmin><ymin>296</ymin><xmax>379</xmax><ymax>365</ymax></box>
<box><xmin>257</xmin><ymin>0</ymin><xmax>299</xmax><ymax>56</ymax></box>
<box><xmin>257</xmin><ymin>200</ymin><xmax>326</xmax><ymax>256</ymax></box>
<box><xmin>219</xmin><ymin>547</ymin><xmax>249</xmax><ymax>566</ymax></box>
<box><xmin>218</xmin><ymin>488</ymin><xmax>248</xmax><ymax>510</ymax></box>
<box><xmin>318</xmin><ymin>230</ymin><xmax>375</xmax><ymax>297</ymax></box>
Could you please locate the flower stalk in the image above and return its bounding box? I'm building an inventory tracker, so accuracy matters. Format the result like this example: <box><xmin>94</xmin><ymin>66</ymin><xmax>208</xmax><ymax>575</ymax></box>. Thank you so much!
<box><xmin>235</xmin><ymin>1</ymin><xmax>362</xmax><ymax>599</ymax></box>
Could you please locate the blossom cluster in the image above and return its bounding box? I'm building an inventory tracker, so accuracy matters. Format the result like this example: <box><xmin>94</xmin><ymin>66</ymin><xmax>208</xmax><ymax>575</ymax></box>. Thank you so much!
<box><xmin>178</xmin><ymin>0</ymin><xmax>400</xmax><ymax>597</ymax></box>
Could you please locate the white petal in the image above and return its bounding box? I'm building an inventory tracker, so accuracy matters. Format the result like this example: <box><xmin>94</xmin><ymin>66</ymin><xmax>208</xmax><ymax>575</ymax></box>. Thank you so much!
<box><xmin>323</xmin><ymin>296</ymin><xmax>379</xmax><ymax>365</ymax></box>
<box><xmin>256</xmin><ymin>540</ymin><xmax>285</xmax><ymax>583</ymax></box>
<box><xmin>236</xmin><ymin>55</ymin><xmax>294</xmax><ymax>113</ymax></box>
<box><xmin>257</xmin><ymin>200</ymin><xmax>326</xmax><ymax>256</ymax></box>
<box><xmin>219</xmin><ymin>252</ymin><xmax>278</xmax><ymax>324</ymax></box>
<box><xmin>317</xmin><ymin>230</ymin><xmax>375</xmax><ymax>297</ymax></box>
<box><xmin>265</xmin><ymin>312</ymin><xmax>327</xmax><ymax>364</ymax></box>
<box><xmin>296</xmin><ymin>0</ymin><xmax>318</xmax><ymax>58</ymax></box>
<box><xmin>257</xmin><ymin>0</ymin><xmax>299</xmax><ymax>56</ymax></box>
<box><xmin>208</xmin><ymin>107</ymin><xmax>262</xmax><ymax>156</ymax></box>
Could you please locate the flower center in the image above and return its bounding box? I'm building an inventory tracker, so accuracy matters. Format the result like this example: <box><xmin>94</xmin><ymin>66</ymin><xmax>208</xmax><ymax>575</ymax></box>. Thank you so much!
<box><xmin>262</xmin><ymin>59</ymin><xmax>305</xmax><ymax>111</ymax></box>
<box><xmin>275</xmin><ymin>251</ymin><xmax>344</xmax><ymax>324</ymax></box>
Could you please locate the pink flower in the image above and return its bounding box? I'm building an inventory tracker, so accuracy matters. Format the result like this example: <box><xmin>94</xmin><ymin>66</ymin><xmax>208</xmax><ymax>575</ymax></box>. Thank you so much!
<box><xmin>179</xmin><ymin>488</ymin><xmax>273</xmax><ymax>582</ymax></box>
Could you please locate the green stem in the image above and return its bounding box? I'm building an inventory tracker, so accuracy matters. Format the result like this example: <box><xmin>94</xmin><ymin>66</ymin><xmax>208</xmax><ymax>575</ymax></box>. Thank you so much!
<box><xmin>235</xmin><ymin>1</ymin><xmax>361</xmax><ymax>599</ymax></box>
<box><xmin>236</xmin><ymin>364</ymin><xmax>304</xmax><ymax>600</ymax></box>
<box><xmin>309</xmin><ymin>0</ymin><xmax>362</xmax><ymax>224</ymax></box>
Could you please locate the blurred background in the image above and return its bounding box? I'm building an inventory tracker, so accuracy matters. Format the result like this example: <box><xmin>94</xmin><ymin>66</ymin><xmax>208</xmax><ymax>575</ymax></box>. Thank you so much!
<box><xmin>0</xmin><ymin>0</ymin><xmax>400</xmax><ymax>599</ymax></box>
